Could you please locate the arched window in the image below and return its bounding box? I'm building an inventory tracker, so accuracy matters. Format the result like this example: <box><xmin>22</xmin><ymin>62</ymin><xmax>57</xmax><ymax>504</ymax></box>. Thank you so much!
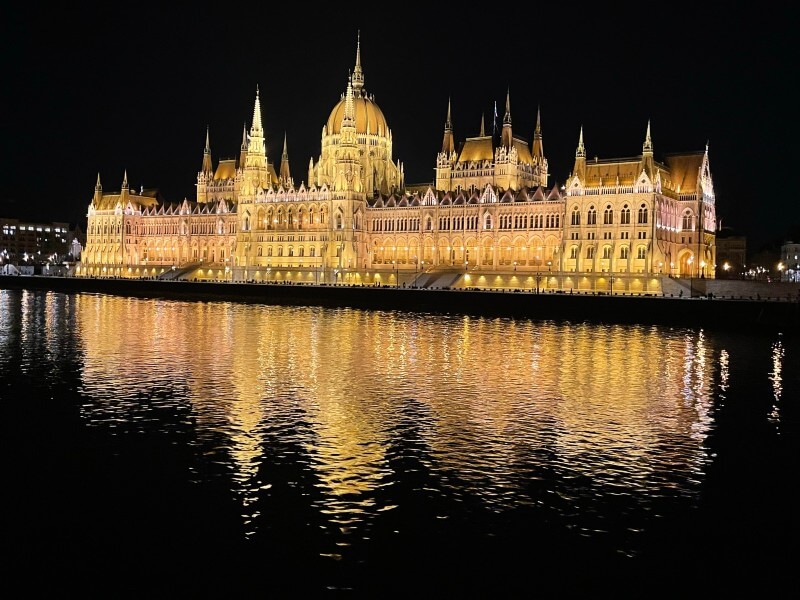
<box><xmin>243</xmin><ymin>216</ymin><xmax>250</xmax><ymax>231</ymax></box>
<box><xmin>484</xmin><ymin>214</ymin><xmax>493</xmax><ymax>229</ymax></box>
<box><xmin>682</xmin><ymin>211</ymin><xmax>693</xmax><ymax>230</ymax></box>
<box><xmin>602</xmin><ymin>245</ymin><xmax>611</xmax><ymax>259</ymax></box>
<box><xmin>299</xmin><ymin>247</ymin><xmax>304</xmax><ymax>257</ymax></box>
<box><xmin>603</xmin><ymin>206</ymin><xmax>613</xmax><ymax>225</ymax></box>
<box><xmin>267</xmin><ymin>247</ymin><xmax>273</xmax><ymax>257</ymax></box>
<box><xmin>620</xmin><ymin>246</ymin><xmax>629</xmax><ymax>259</ymax></box>
<box><xmin>426</xmin><ymin>217</ymin><xmax>433</xmax><ymax>231</ymax></box>
<box><xmin>310</xmin><ymin>247</ymin><xmax>315</xmax><ymax>257</ymax></box>
<box><xmin>638</xmin><ymin>204</ymin><xmax>648</xmax><ymax>224</ymax></box>
<box><xmin>336</xmin><ymin>213</ymin><xmax>343</xmax><ymax>229</ymax></box>
<box><xmin>587</xmin><ymin>246</ymin><xmax>595</xmax><ymax>259</ymax></box>
<box><xmin>621</xmin><ymin>206</ymin><xmax>630</xmax><ymax>225</ymax></box>
<box><xmin>257</xmin><ymin>247</ymin><xmax>262</xmax><ymax>257</ymax></box>
<box><xmin>570</xmin><ymin>245</ymin><xmax>578</xmax><ymax>259</ymax></box>
<box><xmin>637</xmin><ymin>245</ymin><xmax>646</xmax><ymax>259</ymax></box>
<box><xmin>587</xmin><ymin>206</ymin><xmax>597</xmax><ymax>225</ymax></box>
<box><xmin>278</xmin><ymin>247</ymin><xmax>283</xmax><ymax>257</ymax></box>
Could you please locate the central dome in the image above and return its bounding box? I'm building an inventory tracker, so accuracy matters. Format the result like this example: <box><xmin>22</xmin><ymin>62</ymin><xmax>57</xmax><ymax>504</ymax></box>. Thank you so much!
<box><xmin>325</xmin><ymin>93</ymin><xmax>389</xmax><ymax>138</ymax></box>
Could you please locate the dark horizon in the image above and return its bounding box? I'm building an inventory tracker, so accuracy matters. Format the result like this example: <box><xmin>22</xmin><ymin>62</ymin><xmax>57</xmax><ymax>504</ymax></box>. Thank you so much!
<box><xmin>3</xmin><ymin>7</ymin><xmax>795</xmax><ymax>252</ymax></box>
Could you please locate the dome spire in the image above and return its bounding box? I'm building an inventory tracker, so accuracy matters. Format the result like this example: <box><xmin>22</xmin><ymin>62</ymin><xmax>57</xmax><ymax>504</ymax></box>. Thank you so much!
<box><xmin>352</xmin><ymin>30</ymin><xmax>364</xmax><ymax>94</ymax></box>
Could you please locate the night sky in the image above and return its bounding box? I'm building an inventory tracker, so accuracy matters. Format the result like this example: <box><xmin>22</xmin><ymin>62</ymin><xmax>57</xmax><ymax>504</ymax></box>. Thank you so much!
<box><xmin>2</xmin><ymin>6</ymin><xmax>795</xmax><ymax>252</ymax></box>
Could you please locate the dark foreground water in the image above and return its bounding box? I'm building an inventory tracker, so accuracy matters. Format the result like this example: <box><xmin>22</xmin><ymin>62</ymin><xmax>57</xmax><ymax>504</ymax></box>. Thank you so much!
<box><xmin>2</xmin><ymin>289</ymin><xmax>797</xmax><ymax>596</ymax></box>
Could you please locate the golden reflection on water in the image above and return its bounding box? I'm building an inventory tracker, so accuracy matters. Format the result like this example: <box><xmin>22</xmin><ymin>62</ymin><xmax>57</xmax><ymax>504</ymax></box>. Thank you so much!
<box><xmin>769</xmin><ymin>338</ymin><xmax>784</xmax><ymax>430</ymax></box>
<box><xmin>67</xmin><ymin>294</ymin><xmax>725</xmax><ymax>540</ymax></box>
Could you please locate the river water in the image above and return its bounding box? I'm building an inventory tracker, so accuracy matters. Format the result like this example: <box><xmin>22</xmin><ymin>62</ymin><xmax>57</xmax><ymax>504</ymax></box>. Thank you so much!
<box><xmin>2</xmin><ymin>289</ymin><xmax>796</xmax><ymax>595</ymax></box>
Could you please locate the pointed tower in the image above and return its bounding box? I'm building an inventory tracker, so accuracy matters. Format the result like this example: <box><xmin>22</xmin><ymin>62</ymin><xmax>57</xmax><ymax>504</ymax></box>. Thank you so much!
<box><xmin>333</xmin><ymin>76</ymin><xmax>362</xmax><ymax>192</ymax></box>
<box><xmin>436</xmin><ymin>97</ymin><xmax>455</xmax><ymax>191</ymax></box>
<box><xmin>351</xmin><ymin>30</ymin><xmax>364</xmax><ymax>96</ymax></box>
<box><xmin>239</xmin><ymin>123</ymin><xmax>248</xmax><ymax>169</ymax></box>
<box><xmin>308</xmin><ymin>156</ymin><xmax>315</xmax><ymax>188</ymax></box>
<box><xmin>480</xmin><ymin>113</ymin><xmax>486</xmax><ymax>137</ymax></box>
<box><xmin>196</xmin><ymin>126</ymin><xmax>214</xmax><ymax>203</ymax></box>
<box><xmin>501</xmin><ymin>88</ymin><xmax>513</xmax><ymax>148</ymax></box>
<box><xmin>201</xmin><ymin>126</ymin><xmax>213</xmax><ymax>175</ymax></box>
<box><xmin>279</xmin><ymin>132</ymin><xmax>292</xmax><ymax>188</ymax></box>
<box><xmin>573</xmin><ymin>127</ymin><xmax>586</xmax><ymax>182</ymax></box>
<box><xmin>641</xmin><ymin>120</ymin><xmax>655</xmax><ymax>179</ymax></box>
<box><xmin>243</xmin><ymin>85</ymin><xmax>269</xmax><ymax>192</ymax></box>
<box><xmin>441</xmin><ymin>97</ymin><xmax>454</xmax><ymax>154</ymax></box>
<box><xmin>93</xmin><ymin>173</ymin><xmax>103</xmax><ymax>206</ymax></box>
<box><xmin>531</xmin><ymin>106</ymin><xmax>544</xmax><ymax>162</ymax></box>
<box><xmin>121</xmin><ymin>170</ymin><xmax>129</xmax><ymax>203</ymax></box>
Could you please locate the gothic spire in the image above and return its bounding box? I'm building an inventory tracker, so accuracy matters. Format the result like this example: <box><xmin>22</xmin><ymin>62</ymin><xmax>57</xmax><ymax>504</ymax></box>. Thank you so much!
<box><xmin>531</xmin><ymin>105</ymin><xmax>544</xmax><ymax>160</ymax></box>
<box><xmin>441</xmin><ymin>97</ymin><xmax>454</xmax><ymax>154</ymax></box>
<box><xmin>351</xmin><ymin>30</ymin><xmax>364</xmax><ymax>94</ymax></box>
<box><xmin>573</xmin><ymin>127</ymin><xmax>587</xmax><ymax>182</ymax></box>
<box><xmin>251</xmin><ymin>85</ymin><xmax>264</xmax><ymax>136</ymax></box>
<box><xmin>643</xmin><ymin>119</ymin><xmax>653</xmax><ymax>153</ymax></box>
<box><xmin>501</xmin><ymin>88</ymin><xmax>513</xmax><ymax>148</ymax></box>
<box><xmin>280</xmin><ymin>132</ymin><xmax>292</xmax><ymax>187</ymax></box>
<box><xmin>201</xmin><ymin>125</ymin><xmax>213</xmax><ymax>175</ymax></box>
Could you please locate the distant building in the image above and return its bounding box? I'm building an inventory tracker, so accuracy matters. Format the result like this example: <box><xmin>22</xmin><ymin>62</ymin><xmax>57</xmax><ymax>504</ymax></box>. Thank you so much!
<box><xmin>780</xmin><ymin>241</ymin><xmax>799</xmax><ymax>282</ymax></box>
<box><xmin>0</xmin><ymin>217</ymin><xmax>71</xmax><ymax>268</ymax></box>
<box><xmin>714</xmin><ymin>226</ymin><xmax>746</xmax><ymax>279</ymax></box>
<box><xmin>67</xmin><ymin>224</ymin><xmax>86</xmax><ymax>261</ymax></box>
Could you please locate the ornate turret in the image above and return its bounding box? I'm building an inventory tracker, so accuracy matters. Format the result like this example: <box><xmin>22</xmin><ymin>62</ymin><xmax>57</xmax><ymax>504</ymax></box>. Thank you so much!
<box><xmin>239</xmin><ymin>123</ymin><xmax>248</xmax><ymax>168</ymax></box>
<box><xmin>441</xmin><ymin>97</ymin><xmax>454</xmax><ymax>154</ymax></box>
<box><xmin>93</xmin><ymin>173</ymin><xmax>102</xmax><ymax>206</ymax></box>
<box><xmin>351</xmin><ymin>30</ymin><xmax>364</xmax><ymax>94</ymax></box>
<box><xmin>641</xmin><ymin>120</ymin><xmax>655</xmax><ymax>179</ymax></box>
<box><xmin>531</xmin><ymin>106</ymin><xmax>544</xmax><ymax>163</ymax></box>
<box><xmin>501</xmin><ymin>88</ymin><xmax>513</xmax><ymax>149</ymax></box>
<box><xmin>242</xmin><ymin>86</ymin><xmax>269</xmax><ymax>192</ymax></box>
<box><xmin>279</xmin><ymin>132</ymin><xmax>293</xmax><ymax>188</ymax></box>
<box><xmin>573</xmin><ymin>127</ymin><xmax>586</xmax><ymax>181</ymax></box>
<box><xmin>201</xmin><ymin>126</ymin><xmax>213</xmax><ymax>175</ymax></box>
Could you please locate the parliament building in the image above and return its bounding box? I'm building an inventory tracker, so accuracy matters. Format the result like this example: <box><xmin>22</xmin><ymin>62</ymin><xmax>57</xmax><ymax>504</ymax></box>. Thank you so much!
<box><xmin>79</xmin><ymin>37</ymin><xmax>717</xmax><ymax>294</ymax></box>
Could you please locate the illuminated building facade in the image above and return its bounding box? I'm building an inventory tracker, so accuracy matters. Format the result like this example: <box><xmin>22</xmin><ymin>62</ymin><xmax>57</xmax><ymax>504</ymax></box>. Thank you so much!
<box><xmin>1</xmin><ymin>217</ymin><xmax>71</xmax><ymax>268</ymax></box>
<box><xmin>80</xmin><ymin>37</ymin><xmax>716</xmax><ymax>291</ymax></box>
